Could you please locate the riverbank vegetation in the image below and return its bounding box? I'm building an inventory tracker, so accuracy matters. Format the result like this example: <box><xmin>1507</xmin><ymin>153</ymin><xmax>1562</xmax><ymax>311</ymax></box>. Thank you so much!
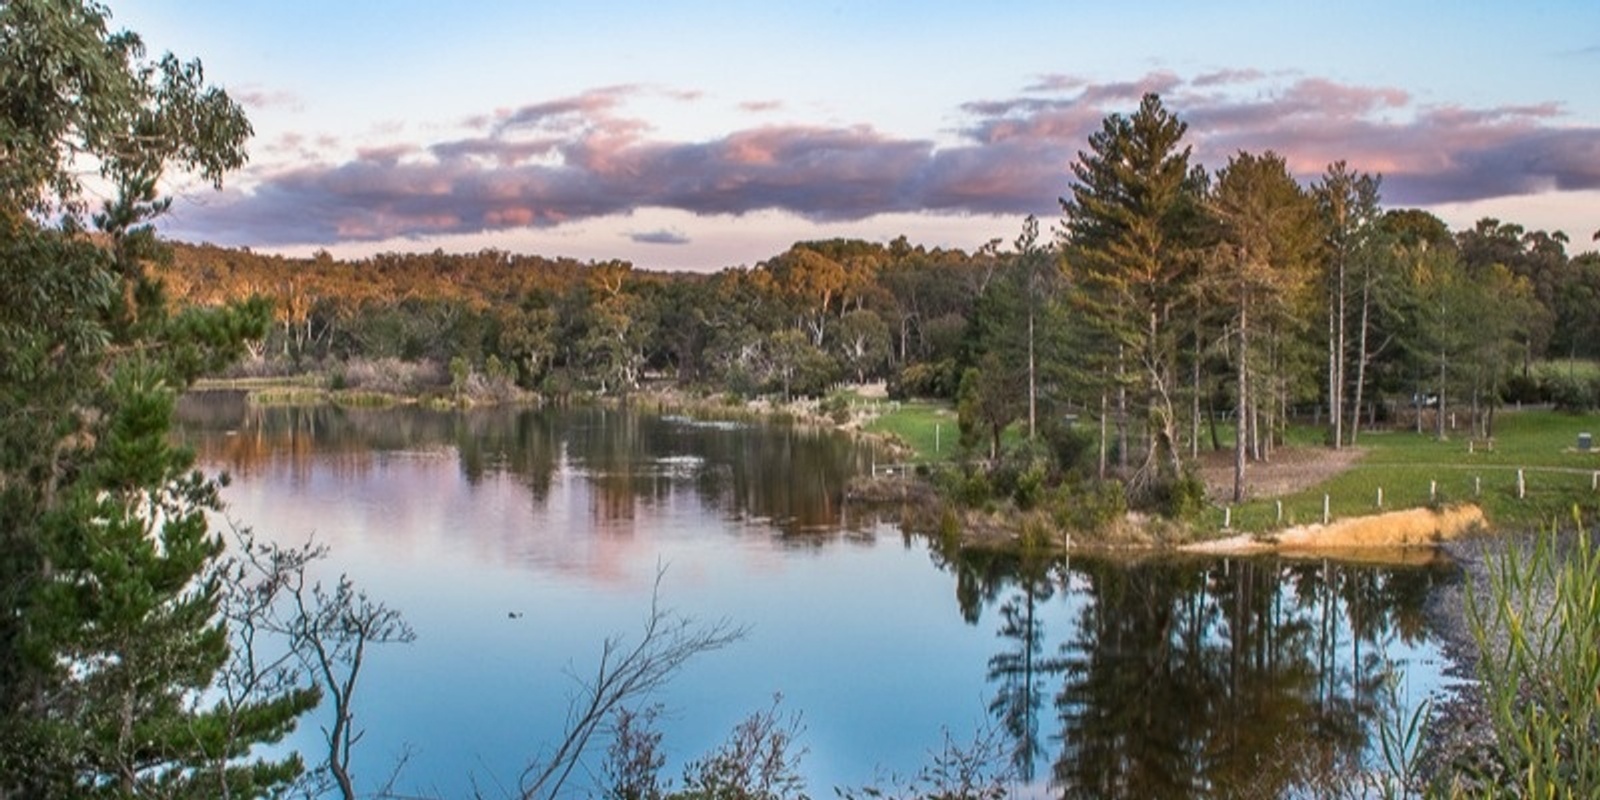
<box><xmin>156</xmin><ymin>99</ymin><xmax>1600</xmax><ymax>535</ymax></box>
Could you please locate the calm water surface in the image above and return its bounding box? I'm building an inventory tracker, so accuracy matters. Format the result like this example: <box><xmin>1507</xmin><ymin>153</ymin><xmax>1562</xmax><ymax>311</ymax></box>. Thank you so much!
<box><xmin>176</xmin><ymin>394</ymin><xmax>1457</xmax><ymax>798</ymax></box>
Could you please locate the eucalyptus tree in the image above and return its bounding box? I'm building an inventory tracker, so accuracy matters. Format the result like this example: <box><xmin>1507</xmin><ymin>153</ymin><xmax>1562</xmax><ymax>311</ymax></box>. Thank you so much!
<box><xmin>0</xmin><ymin>1</ymin><xmax>325</xmax><ymax>795</ymax></box>
<box><xmin>577</xmin><ymin>261</ymin><xmax>655</xmax><ymax>395</ymax></box>
<box><xmin>1060</xmin><ymin>94</ymin><xmax>1204</xmax><ymax>500</ymax></box>
<box><xmin>1457</xmin><ymin>219</ymin><xmax>1569</xmax><ymax>374</ymax></box>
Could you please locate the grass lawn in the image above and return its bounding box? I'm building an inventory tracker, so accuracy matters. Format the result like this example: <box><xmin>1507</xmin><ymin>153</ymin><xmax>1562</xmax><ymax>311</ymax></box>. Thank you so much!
<box><xmin>1215</xmin><ymin>409</ymin><xmax>1600</xmax><ymax>533</ymax></box>
<box><xmin>851</xmin><ymin>395</ymin><xmax>1600</xmax><ymax>535</ymax></box>
<box><xmin>861</xmin><ymin>399</ymin><xmax>959</xmax><ymax>463</ymax></box>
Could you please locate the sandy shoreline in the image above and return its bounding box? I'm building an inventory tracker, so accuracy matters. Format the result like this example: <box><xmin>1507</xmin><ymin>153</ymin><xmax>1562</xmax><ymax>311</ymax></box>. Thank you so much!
<box><xmin>1179</xmin><ymin>504</ymin><xmax>1488</xmax><ymax>556</ymax></box>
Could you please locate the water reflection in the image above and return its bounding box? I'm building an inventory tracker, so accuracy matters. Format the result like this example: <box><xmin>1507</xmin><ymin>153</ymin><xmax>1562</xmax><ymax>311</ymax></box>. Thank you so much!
<box><xmin>176</xmin><ymin>393</ymin><xmax>874</xmax><ymax>538</ymax></box>
<box><xmin>934</xmin><ymin>544</ymin><xmax>1450</xmax><ymax>799</ymax></box>
<box><xmin>176</xmin><ymin>395</ymin><xmax>1453</xmax><ymax>798</ymax></box>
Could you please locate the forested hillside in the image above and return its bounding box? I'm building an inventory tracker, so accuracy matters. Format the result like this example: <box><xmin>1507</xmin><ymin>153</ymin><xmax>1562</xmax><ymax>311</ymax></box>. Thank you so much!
<box><xmin>158</xmin><ymin>96</ymin><xmax>1600</xmax><ymax>512</ymax></box>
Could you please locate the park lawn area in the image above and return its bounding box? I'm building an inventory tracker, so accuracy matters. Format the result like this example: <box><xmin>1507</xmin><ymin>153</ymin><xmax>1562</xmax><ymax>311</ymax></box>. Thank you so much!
<box><xmin>862</xmin><ymin>399</ymin><xmax>960</xmax><ymax>463</ymax></box>
<box><xmin>1211</xmin><ymin>409</ymin><xmax>1600</xmax><ymax>534</ymax></box>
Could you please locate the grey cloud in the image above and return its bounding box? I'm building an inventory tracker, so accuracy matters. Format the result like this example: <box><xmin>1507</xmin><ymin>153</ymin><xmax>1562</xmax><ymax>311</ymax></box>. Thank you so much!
<box><xmin>161</xmin><ymin>77</ymin><xmax>1600</xmax><ymax>248</ymax></box>
<box><xmin>630</xmin><ymin>229</ymin><xmax>691</xmax><ymax>245</ymax></box>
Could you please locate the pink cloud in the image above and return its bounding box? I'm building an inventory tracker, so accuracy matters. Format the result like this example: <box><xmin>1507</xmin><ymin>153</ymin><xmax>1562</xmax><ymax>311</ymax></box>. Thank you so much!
<box><xmin>161</xmin><ymin>72</ymin><xmax>1600</xmax><ymax>250</ymax></box>
<box><xmin>233</xmin><ymin>85</ymin><xmax>303</xmax><ymax>111</ymax></box>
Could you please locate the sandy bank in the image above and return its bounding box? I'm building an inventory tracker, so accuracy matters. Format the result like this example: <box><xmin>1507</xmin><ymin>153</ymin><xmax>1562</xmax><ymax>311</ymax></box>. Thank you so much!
<box><xmin>1181</xmin><ymin>504</ymin><xmax>1487</xmax><ymax>557</ymax></box>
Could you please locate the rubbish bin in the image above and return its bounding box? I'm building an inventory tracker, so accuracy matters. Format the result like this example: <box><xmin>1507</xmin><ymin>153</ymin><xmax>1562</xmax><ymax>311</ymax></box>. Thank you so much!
<box><xmin>1580</xmin><ymin>432</ymin><xmax>1593</xmax><ymax>452</ymax></box>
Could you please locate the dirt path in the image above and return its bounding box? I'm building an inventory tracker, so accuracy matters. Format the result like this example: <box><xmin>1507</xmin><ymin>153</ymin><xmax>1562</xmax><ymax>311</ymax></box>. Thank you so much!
<box><xmin>1195</xmin><ymin>445</ymin><xmax>1366</xmax><ymax>502</ymax></box>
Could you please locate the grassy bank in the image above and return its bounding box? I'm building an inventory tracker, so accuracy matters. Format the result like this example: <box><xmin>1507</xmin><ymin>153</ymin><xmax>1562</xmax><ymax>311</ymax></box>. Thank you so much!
<box><xmin>859</xmin><ymin>399</ymin><xmax>959</xmax><ymax>463</ymax></box>
<box><xmin>862</xmin><ymin>398</ymin><xmax>1600</xmax><ymax>544</ymax></box>
<box><xmin>1212</xmin><ymin>410</ymin><xmax>1600</xmax><ymax>534</ymax></box>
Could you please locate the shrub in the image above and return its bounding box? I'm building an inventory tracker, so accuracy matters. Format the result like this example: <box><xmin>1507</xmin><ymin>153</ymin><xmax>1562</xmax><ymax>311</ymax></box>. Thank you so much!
<box><xmin>1042</xmin><ymin>418</ymin><xmax>1096</xmax><ymax>476</ymax></box>
<box><xmin>1501</xmin><ymin>371</ymin><xmax>1544</xmax><ymax>405</ymax></box>
<box><xmin>889</xmin><ymin>359</ymin><xmax>960</xmax><ymax>400</ymax></box>
<box><xmin>1542</xmin><ymin>371</ymin><xmax>1600</xmax><ymax>412</ymax></box>
<box><xmin>820</xmin><ymin>393</ymin><xmax>851</xmax><ymax>424</ymax></box>
<box><xmin>338</xmin><ymin>357</ymin><xmax>448</xmax><ymax>395</ymax></box>
<box><xmin>1049</xmin><ymin>478</ymin><xmax>1126</xmax><ymax>535</ymax></box>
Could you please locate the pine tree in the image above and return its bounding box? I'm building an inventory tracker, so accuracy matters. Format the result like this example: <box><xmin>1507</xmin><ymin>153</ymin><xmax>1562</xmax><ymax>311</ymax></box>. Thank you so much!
<box><xmin>1060</xmin><ymin>93</ymin><xmax>1204</xmax><ymax>500</ymax></box>
<box><xmin>0</xmin><ymin>1</ymin><xmax>316</xmax><ymax>795</ymax></box>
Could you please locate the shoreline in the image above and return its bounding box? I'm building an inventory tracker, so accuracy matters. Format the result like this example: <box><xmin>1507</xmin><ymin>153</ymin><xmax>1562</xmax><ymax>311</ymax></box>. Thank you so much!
<box><xmin>1178</xmin><ymin>504</ymin><xmax>1488</xmax><ymax>557</ymax></box>
<box><xmin>193</xmin><ymin>378</ymin><xmax>1502</xmax><ymax>562</ymax></box>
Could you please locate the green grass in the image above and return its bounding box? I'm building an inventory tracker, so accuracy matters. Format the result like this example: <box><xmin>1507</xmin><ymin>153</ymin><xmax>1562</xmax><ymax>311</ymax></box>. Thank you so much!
<box><xmin>1212</xmin><ymin>409</ymin><xmax>1600</xmax><ymax>533</ymax></box>
<box><xmin>862</xmin><ymin>399</ymin><xmax>959</xmax><ymax>463</ymax></box>
<box><xmin>1532</xmin><ymin>357</ymin><xmax>1600</xmax><ymax>384</ymax></box>
<box><xmin>245</xmin><ymin>387</ymin><xmax>330</xmax><ymax>405</ymax></box>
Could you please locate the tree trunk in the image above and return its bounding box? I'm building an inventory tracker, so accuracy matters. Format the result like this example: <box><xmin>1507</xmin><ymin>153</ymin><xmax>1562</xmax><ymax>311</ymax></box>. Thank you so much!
<box><xmin>1098</xmin><ymin>390</ymin><xmax>1108</xmax><ymax>481</ymax></box>
<box><xmin>1233</xmin><ymin>292</ymin><xmax>1249</xmax><ymax>503</ymax></box>
<box><xmin>1436</xmin><ymin>355</ymin><xmax>1447</xmax><ymax>441</ymax></box>
<box><xmin>1349</xmin><ymin>277</ymin><xmax>1372</xmax><ymax>444</ymax></box>
<box><xmin>1328</xmin><ymin>252</ymin><xmax>1347</xmax><ymax>448</ymax></box>
<box><xmin>1191</xmin><ymin>330</ymin><xmax>1202</xmax><ymax>460</ymax></box>
<box><xmin>1116</xmin><ymin>347</ymin><xmax>1129</xmax><ymax>471</ymax></box>
<box><xmin>1027</xmin><ymin>308</ymin><xmax>1036</xmax><ymax>440</ymax></box>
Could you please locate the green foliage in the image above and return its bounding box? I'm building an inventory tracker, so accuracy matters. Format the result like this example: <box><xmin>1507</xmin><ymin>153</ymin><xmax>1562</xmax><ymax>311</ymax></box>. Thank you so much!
<box><xmin>1041</xmin><ymin>419</ymin><xmax>1096</xmax><ymax>476</ymax></box>
<box><xmin>820</xmin><ymin>392</ymin><xmax>851</xmax><ymax>424</ymax></box>
<box><xmin>935</xmin><ymin>467</ymin><xmax>995</xmax><ymax>510</ymax></box>
<box><xmin>17</xmin><ymin>365</ymin><xmax>315</xmax><ymax>796</ymax></box>
<box><xmin>676</xmin><ymin>699</ymin><xmax>808</xmax><ymax>800</ymax></box>
<box><xmin>1545</xmin><ymin>371</ymin><xmax>1600</xmax><ymax>412</ymax></box>
<box><xmin>1461</xmin><ymin>523</ymin><xmax>1600</xmax><ymax>797</ymax></box>
<box><xmin>449</xmin><ymin>354</ymin><xmax>471</xmax><ymax>398</ymax></box>
<box><xmin>1049</xmin><ymin>478</ymin><xmax>1127</xmax><ymax>535</ymax></box>
<box><xmin>890</xmin><ymin>359</ymin><xmax>961</xmax><ymax>400</ymax></box>
<box><xmin>1144</xmin><ymin>469</ymin><xmax>1208</xmax><ymax>521</ymax></box>
<box><xmin>0</xmin><ymin>1</ymin><xmax>316</xmax><ymax>795</ymax></box>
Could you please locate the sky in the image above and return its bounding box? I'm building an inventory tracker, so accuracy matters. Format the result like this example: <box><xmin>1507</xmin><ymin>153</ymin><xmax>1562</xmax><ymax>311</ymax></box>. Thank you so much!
<box><xmin>115</xmin><ymin>1</ymin><xmax>1600</xmax><ymax>271</ymax></box>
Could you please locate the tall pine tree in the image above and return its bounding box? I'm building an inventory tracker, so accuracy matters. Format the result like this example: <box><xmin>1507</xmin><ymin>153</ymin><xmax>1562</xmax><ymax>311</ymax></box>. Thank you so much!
<box><xmin>1060</xmin><ymin>93</ymin><xmax>1204</xmax><ymax>501</ymax></box>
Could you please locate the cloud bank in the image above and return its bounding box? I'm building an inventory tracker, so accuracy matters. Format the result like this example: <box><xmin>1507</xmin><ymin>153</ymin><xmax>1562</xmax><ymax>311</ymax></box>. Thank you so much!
<box><xmin>165</xmin><ymin>73</ymin><xmax>1600</xmax><ymax>249</ymax></box>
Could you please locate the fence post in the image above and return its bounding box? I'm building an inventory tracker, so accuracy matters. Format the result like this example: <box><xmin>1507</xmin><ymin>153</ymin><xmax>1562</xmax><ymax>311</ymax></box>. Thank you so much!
<box><xmin>1275</xmin><ymin>500</ymin><xmax>1282</xmax><ymax>524</ymax></box>
<box><xmin>1517</xmin><ymin>469</ymin><xmax>1526</xmax><ymax>500</ymax></box>
<box><xmin>1323</xmin><ymin>494</ymin><xmax>1330</xmax><ymax>525</ymax></box>
<box><xmin>1430</xmin><ymin>480</ymin><xmax>1437</xmax><ymax>503</ymax></box>
<box><xmin>1224</xmin><ymin>506</ymin><xmax>1232</xmax><ymax>530</ymax></box>
<box><xmin>1377</xmin><ymin>487</ymin><xmax>1383</xmax><ymax>508</ymax></box>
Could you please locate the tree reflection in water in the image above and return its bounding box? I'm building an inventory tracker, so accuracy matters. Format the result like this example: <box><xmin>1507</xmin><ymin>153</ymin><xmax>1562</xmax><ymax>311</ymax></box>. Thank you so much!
<box><xmin>175</xmin><ymin>395</ymin><xmax>874</xmax><ymax>538</ymax></box>
<box><xmin>935</xmin><ymin>542</ymin><xmax>1450</xmax><ymax>799</ymax></box>
<box><xmin>178</xmin><ymin>395</ymin><xmax>1450</xmax><ymax>797</ymax></box>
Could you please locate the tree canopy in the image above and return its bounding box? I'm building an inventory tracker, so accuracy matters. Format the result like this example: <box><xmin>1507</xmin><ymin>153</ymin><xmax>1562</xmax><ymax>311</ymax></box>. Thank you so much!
<box><xmin>0</xmin><ymin>1</ymin><xmax>312</xmax><ymax>795</ymax></box>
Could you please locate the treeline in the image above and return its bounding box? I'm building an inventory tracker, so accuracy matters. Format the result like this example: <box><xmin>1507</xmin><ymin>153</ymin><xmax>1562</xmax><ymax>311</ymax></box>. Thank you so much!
<box><xmin>160</xmin><ymin>237</ymin><xmax>992</xmax><ymax>400</ymax></box>
<box><xmin>160</xmin><ymin>95</ymin><xmax>1600</xmax><ymax>511</ymax></box>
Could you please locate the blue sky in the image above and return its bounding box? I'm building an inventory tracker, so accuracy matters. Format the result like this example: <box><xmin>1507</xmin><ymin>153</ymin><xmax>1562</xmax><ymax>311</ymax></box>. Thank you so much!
<box><xmin>117</xmin><ymin>1</ymin><xmax>1600</xmax><ymax>270</ymax></box>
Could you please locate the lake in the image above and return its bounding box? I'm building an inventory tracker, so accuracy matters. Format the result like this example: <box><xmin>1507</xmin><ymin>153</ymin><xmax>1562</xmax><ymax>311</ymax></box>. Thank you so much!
<box><xmin>176</xmin><ymin>394</ymin><xmax>1457</xmax><ymax>799</ymax></box>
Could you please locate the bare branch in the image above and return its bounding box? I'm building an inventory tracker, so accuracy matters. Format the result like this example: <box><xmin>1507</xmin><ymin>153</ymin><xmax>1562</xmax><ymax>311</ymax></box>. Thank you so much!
<box><xmin>518</xmin><ymin>570</ymin><xmax>746</xmax><ymax>800</ymax></box>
